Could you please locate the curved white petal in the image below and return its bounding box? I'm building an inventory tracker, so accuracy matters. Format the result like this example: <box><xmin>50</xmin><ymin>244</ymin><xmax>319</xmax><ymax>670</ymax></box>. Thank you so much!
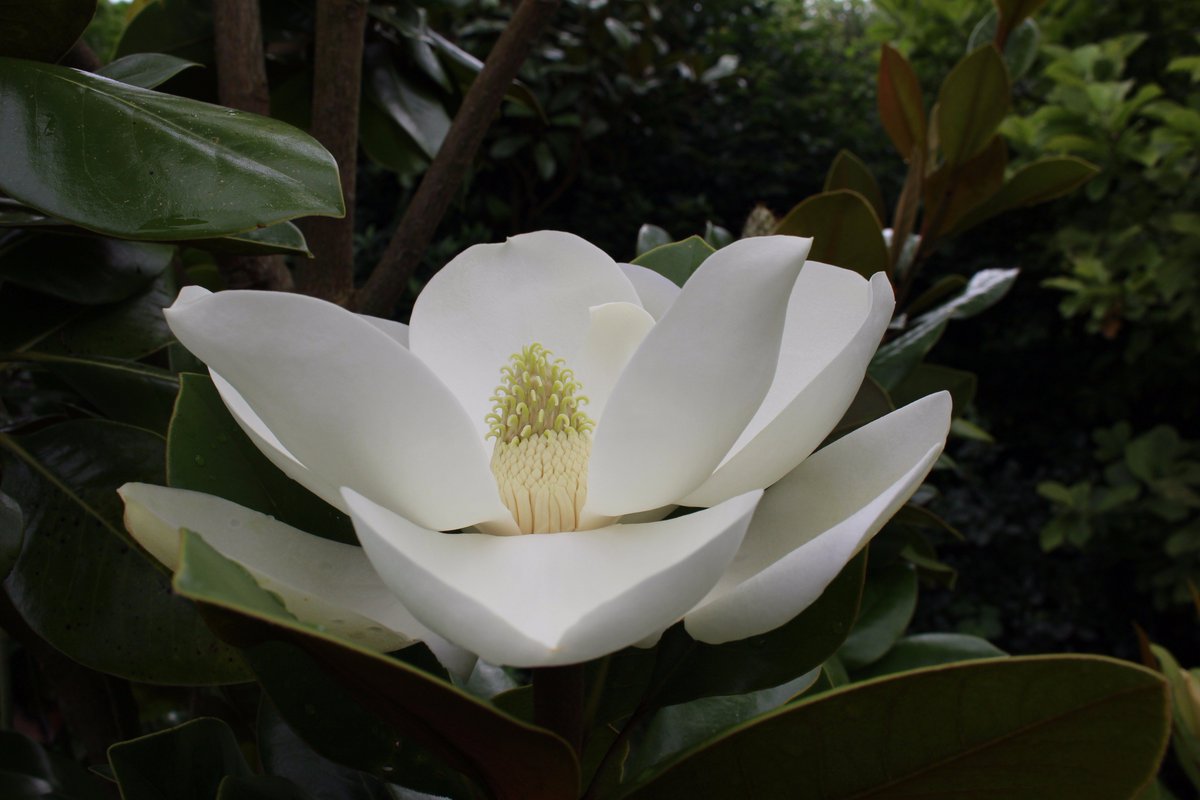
<box><xmin>587</xmin><ymin>235</ymin><xmax>812</xmax><ymax>516</ymax></box>
<box><xmin>361</xmin><ymin>315</ymin><xmax>409</xmax><ymax>348</ymax></box>
<box><xmin>408</xmin><ymin>231</ymin><xmax>639</xmax><ymax>439</ymax></box>
<box><xmin>619</xmin><ymin>262</ymin><xmax>680</xmax><ymax>320</ymax></box>
<box><xmin>683</xmin><ymin>392</ymin><xmax>951</xmax><ymax>644</ymax></box>
<box><xmin>576</xmin><ymin>302</ymin><xmax>656</xmax><ymax>423</ymax></box>
<box><xmin>343</xmin><ymin>487</ymin><xmax>763</xmax><ymax>668</ymax></box>
<box><xmin>118</xmin><ymin>483</ymin><xmax>429</xmax><ymax>652</ymax></box>
<box><xmin>681</xmin><ymin>268</ymin><xmax>895</xmax><ymax>506</ymax></box>
<box><xmin>210</xmin><ymin>371</ymin><xmax>346</xmax><ymax>512</ymax></box>
<box><xmin>166</xmin><ymin>290</ymin><xmax>509</xmax><ymax>532</ymax></box>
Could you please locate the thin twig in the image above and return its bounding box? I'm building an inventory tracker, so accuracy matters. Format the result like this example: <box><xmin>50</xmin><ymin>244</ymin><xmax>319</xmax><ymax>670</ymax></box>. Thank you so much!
<box><xmin>352</xmin><ymin>0</ymin><xmax>561</xmax><ymax>317</ymax></box>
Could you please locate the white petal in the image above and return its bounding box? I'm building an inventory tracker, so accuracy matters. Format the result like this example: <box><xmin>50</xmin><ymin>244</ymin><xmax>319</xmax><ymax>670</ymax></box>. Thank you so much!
<box><xmin>681</xmin><ymin>268</ymin><xmax>895</xmax><ymax>506</ymax></box>
<box><xmin>118</xmin><ymin>482</ymin><xmax>429</xmax><ymax>652</ymax></box>
<box><xmin>576</xmin><ymin>301</ymin><xmax>656</xmax><ymax>423</ymax></box>
<box><xmin>165</xmin><ymin>290</ymin><xmax>508</xmax><ymax>532</ymax></box>
<box><xmin>360</xmin><ymin>315</ymin><xmax>409</xmax><ymax>348</ymax></box>
<box><xmin>587</xmin><ymin>235</ymin><xmax>812</xmax><ymax>515</ymax></box>
<box><xmin>343</xmin><ymin>487</ymin><xmax>763</xmax><ymax>668</ymax></box>
<box><xmin>619</xmin><ymin>262</ymin><xmax>680</xmax><ymax>320</ymax></box>
<box><xmin>408</xmin><ymin>231</ymin><xmax>640</xmax><ymax>439</ymax></box>
<box><xmin>683</xmin><ymin>392</ymin><xmax>951</xmax><ymax>644</ymax></box>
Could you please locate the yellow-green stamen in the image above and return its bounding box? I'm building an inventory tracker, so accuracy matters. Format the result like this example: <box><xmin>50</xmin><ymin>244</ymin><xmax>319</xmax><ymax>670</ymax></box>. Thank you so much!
<box><xmin>487</xmin><ymin>344</ymin><xmax>592</xmax><ymax>534</ymax></box>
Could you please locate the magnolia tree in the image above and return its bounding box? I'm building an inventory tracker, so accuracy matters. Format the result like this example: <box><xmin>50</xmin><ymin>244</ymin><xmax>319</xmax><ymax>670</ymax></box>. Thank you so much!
<box><xmin>0</xmin><ymin>0</ymin><xmax>1178</xmax><ymax>798</ymax></box>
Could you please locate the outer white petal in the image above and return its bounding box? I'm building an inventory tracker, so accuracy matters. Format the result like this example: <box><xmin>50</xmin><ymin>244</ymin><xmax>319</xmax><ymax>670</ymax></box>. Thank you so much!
<box><xmin>681</xmin><ymin>267</ymin><xmax>895</xmax><ymax>506</ymax></box>
<box><xmin>619</xmin><ymin>262</ymin><xmax>680</xmax><ymax>320</ymax></box>
<box><xmin>683</xmin><ymin>392</ymin><xmax>951</xmax><ymax>644</ymax></box>
<box><xmin>165</xmin><ymin>289</ymin><xmax>507</xmax><ymax>532</ymax></box>
<box><xmin>342</xmin><ymin>487</ymin><xmax>763</xmax><ymax>668</ymax></box>
<box><xmin>576</xmin><ymin>301</ymin><xmax>656</xmax><ymax>423</ymax></box>
<box><xmin>408</xmin><ymin>231</ymin><xmax>639</xmax><ymax>439</ymax></box>
<box><xmin>588</xmin><ymin>235</ymin><xmax>812</xmax><ymax>516</ymax></box>
<box><xmin>118</xmin><ymin>482</ymin><xmax>430</xmax><ymax>652</ymax></box>
<box><xmin>360</xmin><ymin>315</ymin><xmax>409</xmax><ymax>348</ymax></box>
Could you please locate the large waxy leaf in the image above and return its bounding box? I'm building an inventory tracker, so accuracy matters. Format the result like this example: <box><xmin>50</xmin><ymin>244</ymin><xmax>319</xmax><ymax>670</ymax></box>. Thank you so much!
<box><xmin>18</xmin><ymin>352</ymin><xmax>179</xmax><ymax>432</ymax></box>
<box><xmin>823</xmin><ymin>150</ymin><xmax>886</xmax><ymax>223</ymax></box>
<box><xmin>0</xmin><ymin>420</ymin><xmax>248</xmax><ymax>684</ymax></box>
<box><xmin>635</xmin><ymin>224</ymin><xmax>673</xmax><ymax>257</ymax></box>
<box><xmin>365</xmin><ymin>48</ymin><xmax>451</xmax><ymax>161</ymax></box>
<box><xmin>216</xmin><ymin>776</ymin><xmax>314</xmax><ymax>800</ymax></box>
<box><xmin>994</xmin><ymin>0</ymin><xmax>1050</xmax><ymax>46</ymax></box>
<box><xmin>936</xmin><ymin>45</ymin><xmax>1011</xmax><ymax>168</ymax></box>
<box><xmin>836</xmin><ymin>562</ymin><xmax>918</xmax><ymax>671</ymax></box>
<box><xmin>923</xmin><ymin>134</ymin><xmax>1008</xmax><ymax>240</ymax></box>
<box><xmin>774</xmin><ymin>190</ymin><xmax>888</xmax><ymax>278</ymax></box>
<box><xmin>187</xmin><ymin>221</ymin><xmax>311</xmax><ymax>257</ymax></box>
<box><xmin>0</xmin><ymin>57</ymin><xmax>344</xmax><ymax>240</ymax></box>
<box><xmin>0</xmin><ymin>233</ymin><xmax>172</xmax><ymax>305</ymax></box>
<box><xmin>114</xmin><ymin>0</ymin><xmax>214</xmax><ymax>68</ymax></box>
<box><xmin>0</xmin><ymin>490</ymin><xmax>20</xmax><ymax>581</ymax></box>
<box><xmin>891</xmin><ymin>363</ymin><xmax>977</xmax><ymax>416</ymax></box>
<box><xmin>950</xmin><ymin>156</ymin><xmax>1099</xmax><ymax>234</ymax></box>
<box><xmin>97</xmin><ymin>53</ymin><xmax>202</xmax><ymax>89</ymax></box>
<box><xmin>855</xmin><ymin>633</ymin><xmax>1007</xmax><ymax>679</ymax></box>
<box><xmin>877</xmin><ymin>43</ymin><xmax>926</xmax><ymax>161</ymax></box>
<box><xmin>33</xmin><ymin>271</ymin><xmax>175</xmax><ymax>359</ymax></box>
<box><xmin>631</xmin><ymin>236</ymin><xmax>714</xmax><ymax>287</ymax></box>
<box><xmin>624</xmin><ymin>655</ymin><xmax>1170</xmax><ymax>799</ymax></box>
<box><xmin>969</xmin><ymin>10</ymin><xmax>1041</xmax><ymax>80</ymax></box>
<box><xmin>0</xmin><ymin>0</ymin><xmax>95</xmax><ymax>62</ymax></box>
<box><xmin>173</xmin><ymin>532</ymin><xmax>580</xmax><ymax>800</ymax></box>
<box><xmin>167</xmin><ymin>373</ymin><xmax>355</xmax><ymax>543</ymax></box>
<box><xmin>109</xmin><ymin>718</ymin><xmax>251</xmax><ymax>800</ymax></box>
<box><xmin>870</xmin><ymin>267</ymin><xmax>1018</xmax><ymax>389</ymax></box>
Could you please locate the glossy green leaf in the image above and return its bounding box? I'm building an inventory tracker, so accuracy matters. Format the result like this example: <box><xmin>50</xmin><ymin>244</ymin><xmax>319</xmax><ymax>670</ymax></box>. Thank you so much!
<box><xmin>358</xmin><ymin>100</ymin><xmax>428</xmax><ymax>179</ymax></box>
<box><xmin>837</xmin><ymin>562</ymin><xmax>918</xmax><ymax>670</ymax></box>
<box><xmin>774</xmin><ymin>190</ymin><xmax>888</xmax><ymax>278</ymax></box>
<box><xmin>650</xmin><ymin>550</ymin><xmax>868</xmax><ymax>709</ymax></box>
<box><xmin>167</xmin><ymin>373</ymin><xmax>355</xmax><ymax>543</ymax></box>
<box><xmin>877</xmin><ymin>43</ymin><xmax>926</xmax><ymax>160</ymax></box>
<box><xmin>923</xmin><ymin>134</ymin><xmax>1008</xmax><ymax>240</ymax></box>
<box><xmin>188</xmin><ymin>221</ymin><xmax>311</xmax><ymax>257</ymax></box>
<box><xmin>936</xmin><ymin>45</ymin><xmax>1011</xmax><ymax>168</ymax></box>
<box><xmin>891</xmin><ymin>363</ymin><xmax>977</xmax><ymax>416</ymax></box>
<box><xmin>109</xmin><ymin>718</ymin><xmax>250</xmax><ymax>800</ymax></box>
<box><xmin>870</xmin><ymin>267</ymin><xmax>1018</xmax><ymax>389</ymax></box>
<box><xmin>625</xmin><ymin>655</ymin><xmax>1170</xmax><ymax>799</ymax></box>
<box><xmin>34</xmin><ymin>272</ymin><xmax>175</xmax><ymax>359</ymax></box>
<box><xmin>0</xmin><ymin>420</ymin><xmax>248</xmax><ymax>684</ymax></box>
<box><xmin>631</xmin><ymin>235</ymin><xmax>714</xmax><ymax>286</ymax></box>
<box><xmin>97</xmin><ymin>53</ymin><xmax>202</xmax><ymax>89</ymax></box>
<box><xmin>114</xmin><ymin>0</ymin><xmax>213</xmax><ymax>66</ymax></box>
<box><xmin>0</xmin><ymin>58</ymin><xmax>344</xmax><ymax>240</ymax></box>
<box><xmin>216</xmin><ymin>776</ymin><xmax>313</xmax><ymax>800</ymax></box>
<box><xmin>425</xmin><ymin>29</ymin><xmax>543</xmax><ymax>119</ymax></box>
<box><xmin>257</xmin><ymin>699</ymin><xmax>397</xmax><ymax>800</ymax></box>
<box><xmin>0</xmin><ymin>0</ymin><xmax>94</xmax><ymax>62</ymax></box>
<box><xmin>830</xmin><ymin>375</ymin><xmax>894</xmax><ymax>437</ymax></box>
<box><xmin>950</xmin><ymin>156</ymin><xmax>1099</xmax><ymax>234</ymax></box>
<box><xmin>994</xmin><ymin>0</ymin><xmax>1050</xmax><ymax>45</ymax></box>
<box><xmin>969</xmin><ymin>10</ymin><xmax>1041</xmax><ymax>80</ymax></box>
<box><xmin>635</xmin><ymin>224</ymin><xmax>673</xmax><ymax>256</ymax></box>
<box><xmin>624</xmin><ymin>670</ymin><xmax>820</xmax><ymax>785</ymax></box>
<box><xmin>855</xmin><ymin>633</ymin><xmax>1007</xmax><ymax>679</ymax></box>
<box><xmin>824</xmin><ymin>150</ymin><xmax>886</xmax><ymax>222</ymax></box>
<box><xmin>0</xmin><ymin>730</ymin><xmax>58</xmax><ymax>797</ymax></box>
<box><xmin>0</xmin><ymin>233</ymin><xmax>172</xmax><ymax>305</ymax></box>
<box><xmin>365</xmin><ymin>51</ymin><xmax>450</xmax><ymax>161</ymax></box>
<box><xmin>18</xmin><ymin>352</ymin><xmax>179</xmax><ymax>432</ymax></box>
<box><xmin>0</xmin><ymin>490</ymin><xmax>20</xmax><ymax>581</ymax></box>
<box><xmin>173</xmin><ymin>532</ymin><xmax>580</xmax><ymax>800</ymax></box>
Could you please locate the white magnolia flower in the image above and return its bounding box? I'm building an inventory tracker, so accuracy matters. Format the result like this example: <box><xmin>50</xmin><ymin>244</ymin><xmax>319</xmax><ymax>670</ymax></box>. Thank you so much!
<box><xmin>119</xmin><ymin>231</ymin><xmax>950</xmax><ymax>670</ymax></box>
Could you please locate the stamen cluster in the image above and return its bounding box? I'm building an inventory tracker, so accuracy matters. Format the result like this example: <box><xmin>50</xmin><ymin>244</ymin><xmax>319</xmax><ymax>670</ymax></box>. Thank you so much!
<box><xmin>486</xmin><ymin>343</ymin><xmax>592</xmax><ymax>443</ymax></box>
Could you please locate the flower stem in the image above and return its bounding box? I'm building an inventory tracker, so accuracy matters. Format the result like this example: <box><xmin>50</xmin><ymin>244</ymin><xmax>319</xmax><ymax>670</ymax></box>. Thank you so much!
<box><xmin>532</xmin><ymin>664</ymin><xmax>586</xmax><ymax>757</ymax></box>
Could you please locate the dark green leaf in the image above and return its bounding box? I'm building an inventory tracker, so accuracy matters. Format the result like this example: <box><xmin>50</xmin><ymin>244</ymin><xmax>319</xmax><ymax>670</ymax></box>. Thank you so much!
<box><xmin>774</xmin><ymin>190</ymin><xmax>888</xmax><ymax>278</ymax></box>
<box><xmin>877</xmin><ymin>43</ymin><xmax>926</xmax><ymax>160</ymax></box>
<box><xmin>189</xmin><ymin>222</ymin><xmax>311</xmax><ymax>258</ymax></box>
<box><xmin>936</xmin><ymin>45</ymin><xmax>1011</xmax><ymax>168</ymax></box>
<box><xmin>854</xmin><ymin>633</ymin><xmax>1007</xmax><ymax>679</ymax></box>
<box><xmin>167</xmin><ymin>373</ymin><xmax>355</xmax><ymax>543</ymax></box>
<box><xmin>923</xmin><ymin>134</ymin><xmax>1008</xmax><ymax>240</ymax></box>
<box><xmin>824</xmin><ymin>150</ymin><xmax>886</xmax><ymax>222</ymax></box>
<box><xmin>891</xmin><ymin>363</ymin><xmax>977</xmax><ymax>416</ymax></box>
<box><xmin>950</xmin><ymin>156</ymin><xmax>1099</xmax><ymax>234</ymax></box>
<box><xmin>358</xmin><ymin>101</ymin><xmax>427</xmax><ymax>179</ymax></box>
<box><xmin>426</xmin><ymin>30</ymin><xmax>543</xmax><ymax>119</ymax></box>
<box><xmin>19</xmin><ymin>352</ymin><xmax>179</xmax><ymax>432</ymax></box>
<box><xmin>174</xmin><ymin>532</ymin><xmax>580</xmax><ymax>800</ymax></box>
<box><xmin>0</xmin><ymin>58</ymin><xmax>344</xmax><ymax>240</ymax></box>
<box><xmin>109</xmin><ymin>718</ymin><xmax>250</xmax><ymax>800</ymax></box>
<box><xmin>34</xmin><ymin>271</ymin><xmax>175</xmax><ymax>359</ymax></box>
<box><xmin>97</xmin><ymin>53</ymin><xmax>202</xmax><ymax>89</ymax></box>
<box><xmin>624</xmin><ymin>655</ymin><xmax>1169</xmax><ymax>799</ymax></box>
<box><xmin>0</xmin><ymin>0</ymin><xmax>94</xmax><ymax>62</ymax></box>
<box><xmin>0</xmin><ymin>730</ymin><xmax>56</xmax><ymax>796</ymax></box>
<box><xmin>0</xmin><ymin>420</ymin><xmax>248</xmax><ymax>684</ymax></box>
<box><xmin>0</xmin><ymin>490</ymin><xmax>20</xmax><ymax>581</ymax></box>
<box><xmin>831</xmin><ymin>375</ymin><xmax>895</xmax><ymax>436</ymax></box>
<box><xmin>631</xmin><ymin>236</ymin><xmax>714</xmax><ymax>286</ymax></box>
<box><xmin>635</xmin><ymin>224</ymin><xmax>672</xmax><ymax>257</ymax></box>
<box><xmin>114</xmin><ymin>0</ymin><xmax>213</xmax><ymax>66</ymax></box>
<box><xmin>365</xmin><ymin>50</ymin><xmax>450</xmax><ymax>161</ymax></box>
<box><xmin>969</xmin><ymin>10</ymin><xmax>1041</xmax><ymax>80</ymax></box>
<box><xmin>994</xmin><ymin>0</ymin><xmax>1051</xmax><ymax>45</ymax></box>
<box><xmin>837</xmin><ymin>562</ymin><xmax>918</xmax><ymax>670</ymax></box>
<box><xmin>216</xmin><ymin>776</ymin><xmax>314</xmax><ymax>800</ymax></box>
<box><xmin>0</xmin><ymin>233</ymin><xmax>172</xmax><ymax>305</ymax></box>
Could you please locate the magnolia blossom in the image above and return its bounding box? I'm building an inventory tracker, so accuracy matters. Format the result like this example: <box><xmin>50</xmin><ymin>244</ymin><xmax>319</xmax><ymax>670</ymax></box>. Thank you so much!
<box><xmin>119</xmin><ymin>231</ymin><xmax>950</xmax><ymax>670</ymax></box>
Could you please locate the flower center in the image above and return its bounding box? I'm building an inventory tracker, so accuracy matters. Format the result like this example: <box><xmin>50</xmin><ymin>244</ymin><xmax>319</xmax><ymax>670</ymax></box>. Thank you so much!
<box><xmin>486</xmin><ymin>343</ymin><xmax>593</xmax><ymax>534</ymax></box>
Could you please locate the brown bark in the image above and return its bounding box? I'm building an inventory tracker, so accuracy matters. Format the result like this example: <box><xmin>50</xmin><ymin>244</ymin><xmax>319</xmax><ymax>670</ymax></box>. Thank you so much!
<box><xmin>212</xmin><ymin>0</ymin><xmax>294</xmax><ymax>291</ymax></box>
<box><xmin>295</xmin><ymin>0</ymin><xmax>369</xmax><ymax>305</ymax></box>
<box><xmin>352</xmin><ymin>0</ymin><xmax>561</xmax><ymax>317</ymax></box>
